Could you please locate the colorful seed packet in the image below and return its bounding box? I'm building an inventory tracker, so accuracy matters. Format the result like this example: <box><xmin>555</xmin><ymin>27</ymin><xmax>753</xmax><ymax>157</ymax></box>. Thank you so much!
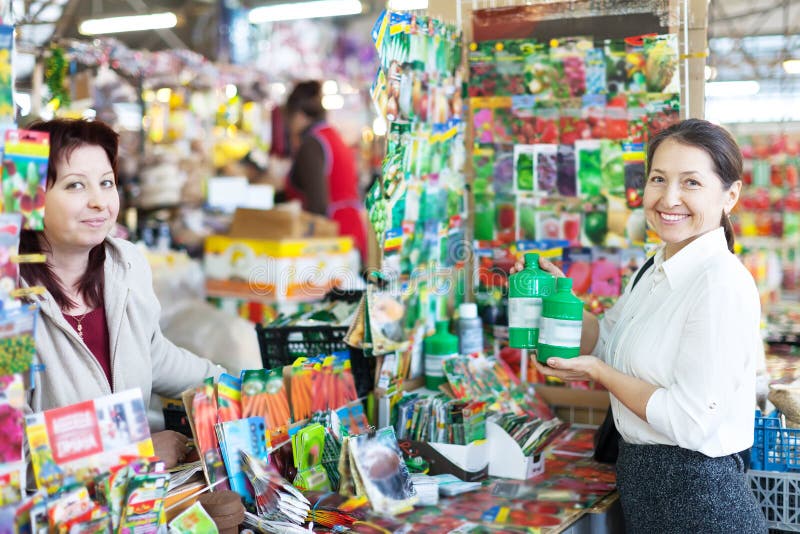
<box><xmin>2</xmin><ymin>129</ymin><xmax>49</xmax><ymax>230</ymax></box>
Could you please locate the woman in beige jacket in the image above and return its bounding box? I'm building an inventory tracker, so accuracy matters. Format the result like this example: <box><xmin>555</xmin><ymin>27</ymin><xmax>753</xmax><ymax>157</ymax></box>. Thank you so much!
<box><xmin>20</xmin><ymin>118</ymin><xmax>223</xmax><ymax>467</ymax></box>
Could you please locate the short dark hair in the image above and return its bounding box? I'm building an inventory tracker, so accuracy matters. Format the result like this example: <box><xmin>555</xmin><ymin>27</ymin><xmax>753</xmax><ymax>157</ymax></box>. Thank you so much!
<box><xmin>646</xmin><ymin>119</ymin><xmax>743</xmax><ymax>253</ymax></box>
<box><xmin>285</xmin><ymin>81</ymin><xmax>325</xmax><ymax>122</ymax></box>
<box><xmin>20</xmin><ymin>119</ymin><xmax>120</xmax><ymax>311</ymax></box>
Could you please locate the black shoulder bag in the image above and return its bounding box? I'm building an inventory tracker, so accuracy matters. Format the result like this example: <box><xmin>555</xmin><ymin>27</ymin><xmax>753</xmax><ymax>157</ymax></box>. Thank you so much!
<box><xmin>593</xmin><ymin>255</ymin><xmax>655</xmax><ymax>464</ymax></box>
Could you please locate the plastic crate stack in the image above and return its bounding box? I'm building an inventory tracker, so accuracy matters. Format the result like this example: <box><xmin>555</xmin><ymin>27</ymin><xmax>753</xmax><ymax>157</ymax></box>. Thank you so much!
<box><xmin>750</xmin><ymin>410</ymin><xmax>800</xmax><ymax>531</ymax></box>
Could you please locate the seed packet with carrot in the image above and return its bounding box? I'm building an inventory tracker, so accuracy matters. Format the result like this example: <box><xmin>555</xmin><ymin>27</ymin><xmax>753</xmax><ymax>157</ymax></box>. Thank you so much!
<box><xmin>216</xmin><ymin>373</ymin><xmax>242</xmax><ymax>423</ymax></box>
<box><xmin>241</xmin><ymin>369</ymin><xmax>291</xmax><ymax>432</ymax></box>
<box><xmin>290</xmin><ymin>358</ymin><xmax>315</xmax><ymax>422</ymax></box>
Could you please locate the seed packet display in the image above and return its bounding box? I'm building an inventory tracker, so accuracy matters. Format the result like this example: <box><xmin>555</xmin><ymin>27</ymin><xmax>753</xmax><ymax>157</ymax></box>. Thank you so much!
<box><xmin>350</xmin><ymin>427</ymin><xmax>416</xmax><ymax>515</ymax></box>
<box><xmin>556</xmin><ymin>144</ymin><xmax>577</xmax><ymax>197</ymax></box>
<box><xmin>2</xmin><ymin>130</ymin><xmax>49</xmax><ymax>230</ymax></box>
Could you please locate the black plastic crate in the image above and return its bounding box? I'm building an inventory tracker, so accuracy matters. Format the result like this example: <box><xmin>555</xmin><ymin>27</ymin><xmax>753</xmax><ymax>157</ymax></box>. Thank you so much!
<box><xmin>255</xmin><ymin>323</ymin><xmax>374</xmax><ymax>400</ymax></box>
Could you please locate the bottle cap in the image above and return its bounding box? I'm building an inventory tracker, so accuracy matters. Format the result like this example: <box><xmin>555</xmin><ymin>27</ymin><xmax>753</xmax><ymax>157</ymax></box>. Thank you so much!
<box><xmin>524</xmin><ymin>252</ymin><xmax>539</xmax><ymax>268</ymax></box>
<box><xmin>459</xmin><ymin>302</ymin><xmax>477</xmax><ymax>319</ymax></box>
<box><xmin>425</xmin><ymin>320</ymin><xmax>459</xmax><ymax>355</ymax></box>
<box><xmin>557</xmin><ymin>277</ymin><xmax>573</xmax><ymax>291</ymax></box>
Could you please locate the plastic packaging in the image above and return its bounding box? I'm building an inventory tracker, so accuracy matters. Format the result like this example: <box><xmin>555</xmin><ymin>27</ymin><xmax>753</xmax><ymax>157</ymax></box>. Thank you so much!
<box><xmin>457</xmin><ymin>302</ymin><xmax>484</xmax><ymax>356</ymax></box>
<box><xmin>508</xmin><ymin>253</ymin><xmax>555</xmax><ymax>349</ymax></box>
<box><xmin>424</xmin><ymin>320</ymin><xmax>459</xmax><ymax>390</ymax></box>
<box><xmin>537</xmin><ymin>277</ymin><xmax>584</xmax><ymax>362</ymax></box>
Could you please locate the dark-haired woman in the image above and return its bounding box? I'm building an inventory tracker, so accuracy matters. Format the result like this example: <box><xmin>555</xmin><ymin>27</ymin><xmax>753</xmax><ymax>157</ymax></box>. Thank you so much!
<box><xmin>20</xmin><ymin>119</ymin><xmax>223</xmax><ymax>468</ymax></box>
<box><xmin>517</xmin><ymin>119</ymin><xmax>767</xmax><ymax>532</ymax></box>
<box><xmin>285</xmin><ymin>80</ymin><xmax>367</xmax><ymax>262</ymax></box>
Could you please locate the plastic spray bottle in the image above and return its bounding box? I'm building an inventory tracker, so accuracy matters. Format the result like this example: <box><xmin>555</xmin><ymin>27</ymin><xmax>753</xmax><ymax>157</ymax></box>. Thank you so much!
<box><xmin>508</xmin><ymin>253</ymin><xmax>555</xmax><ymax>349</ymax></box>
<box><xmin>537</xmin><ymin>277</ymin><xmax>584</xmax><ymax>362</ymax></box>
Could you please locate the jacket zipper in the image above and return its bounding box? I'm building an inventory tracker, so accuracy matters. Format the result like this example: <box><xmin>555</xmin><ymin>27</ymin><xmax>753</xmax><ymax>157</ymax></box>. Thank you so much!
<box><xmin>110</xmin><ymin>288</ymin><xmax>130</xmax><ymax>395</ymax></box>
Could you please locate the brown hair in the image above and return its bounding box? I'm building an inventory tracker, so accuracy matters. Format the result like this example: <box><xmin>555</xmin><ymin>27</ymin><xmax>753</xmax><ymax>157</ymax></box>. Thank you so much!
<box><xmin>19</xmin><ymin>119</ymin><xmax>120</xmax><ymax>311</ymax></box>
<box><xmin>646</xmin><ymin>119</ymin><xmax>743</xmax><ymax>253</ymax></box>
<box><xmin>285</xmin><ymin>81</ymin><xmax>325</xmax><ymax>122</ymax></box>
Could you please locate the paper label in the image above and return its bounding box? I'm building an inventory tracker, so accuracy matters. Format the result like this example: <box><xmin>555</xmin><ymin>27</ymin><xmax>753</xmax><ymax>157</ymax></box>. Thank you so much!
<box><xmin>425</xmin><ymin>353</ymin><xmax>457</xmax><ymax>377</ymax></box>
<box><xmin>539</xmin><ymin>318</ymin><xmax>582</xmax><ymax>348</ymax></box>
<box><xmin>508</xmin><ymin>297</ymin><xmax>542</xmax><ymax>328</ymax></box>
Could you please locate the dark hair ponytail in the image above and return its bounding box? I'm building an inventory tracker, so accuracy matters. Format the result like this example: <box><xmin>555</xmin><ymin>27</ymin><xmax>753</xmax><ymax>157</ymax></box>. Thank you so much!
<box><xmin>647</xmin><ymin>119</ymin><xmax>743</xmax><ymax>254</ymax></box>
<box><xmin>720</xmin><ymin>212</ymin><xmax>735</xmax><ymax>253</ymax></box>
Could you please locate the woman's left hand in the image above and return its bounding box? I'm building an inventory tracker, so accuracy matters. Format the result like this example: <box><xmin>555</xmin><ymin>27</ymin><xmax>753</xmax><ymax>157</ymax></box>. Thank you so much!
<box><xmin>534</xmin><ymin>355</ymin><xmax>603</xmax><ymax>382</ymax></box>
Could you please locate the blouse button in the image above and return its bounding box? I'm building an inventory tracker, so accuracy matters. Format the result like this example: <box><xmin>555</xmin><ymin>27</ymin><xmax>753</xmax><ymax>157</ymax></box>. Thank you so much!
<box><xmin>708</xmin><ymin>402</ymin><xmax>717</xmax><ymax>410</ymax></box>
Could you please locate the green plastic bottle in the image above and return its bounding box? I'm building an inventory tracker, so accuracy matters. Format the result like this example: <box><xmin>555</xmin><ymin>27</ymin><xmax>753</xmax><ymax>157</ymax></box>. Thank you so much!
<box><xmin>537</xmin><ymin>277</ymin><xmax>584</xmax><ymax>362</ymax></box>
<box><xmin>424</xmin><ymin>320</ymin><xmax>459</xmax><ymax>390</ymax></box>
<box><xmin>508</xmin><ymin>253</ymin><xmax>555</xmax><ymax>349</ymax></box>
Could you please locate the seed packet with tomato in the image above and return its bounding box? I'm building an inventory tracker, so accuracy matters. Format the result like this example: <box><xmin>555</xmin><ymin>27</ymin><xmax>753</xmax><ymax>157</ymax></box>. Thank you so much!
<box><xmin>604</xmin><ymin>94</ymin><xmax>629</xmax><ymax>140</ymax></box>
<box><xmin>582</xmin><ymin>94</ymin><xmax>606</xmax><ymax>139</ymax></box>
<box><xmin>534</xmin><ymin>100</ymin><xmax>560</xmax><ymax>144</ymax></box>
<box><xmin>511</xmin><ymin>95</ymin><xmax>537</xmax><ymax>144</ymax></box>
<box><xmin>559</xmin><ymin>98</ymin><xmax>589</xmax><ymax>145</ymax></box>
<box><xmin>468</xmin><ymin>41</ymin><xmax>502</xmax><ymax>96</ymax></box>
<box><xmin>626</xmin><ymin>94</ymin><xmax>648</xmax><ymax>143</ymax></box>
<box><xmin>2</xmin><ymin>130</ymin><xmax>49</xmax><ymax>230</ymax></box>
<box><xmin>645</xmin><ymin>93</ymin><xmax>680</xmax><ymax>139</ymax></box>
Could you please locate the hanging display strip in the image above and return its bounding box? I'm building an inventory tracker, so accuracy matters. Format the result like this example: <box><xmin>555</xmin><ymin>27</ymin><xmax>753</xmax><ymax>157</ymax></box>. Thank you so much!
<box><xmin>360</xmin><ymin>10</ymin><xmax>467</xmax><ymax>359</ymax></box>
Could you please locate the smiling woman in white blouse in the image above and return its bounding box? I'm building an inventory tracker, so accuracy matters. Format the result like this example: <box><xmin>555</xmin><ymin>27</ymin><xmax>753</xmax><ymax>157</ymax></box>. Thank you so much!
<box><xmin>529</xmin><ymin>119</ymin><xmax>767</xmax><ymax>533</ymax></box>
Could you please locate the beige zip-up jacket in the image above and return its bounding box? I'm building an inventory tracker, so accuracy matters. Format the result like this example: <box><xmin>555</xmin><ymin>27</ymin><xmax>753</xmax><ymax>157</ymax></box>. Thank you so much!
<box><xmin>27</xmin><ymin>237</ymin><xmax>223</xmax><ymax>424</ymax></box>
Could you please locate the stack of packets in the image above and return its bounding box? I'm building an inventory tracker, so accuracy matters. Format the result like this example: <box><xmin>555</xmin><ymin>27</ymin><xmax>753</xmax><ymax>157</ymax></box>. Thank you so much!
<box><xmin>10</xmin><ymin>389</ymin><xmax>172</xmax><ymax>533</ymax></box>
<box><xmin>394</xmin><ymin>393</ymin><xmax>486</xmax><ymax>445</ymax></box>
<box><xmin>338</xmin><ymin>426</ymin><xmax>417</xmax><ymax>516</ymax></box>
<box><xmin>492</xmin><ymin>412</ymin><xmax>566</xmax><ymax>457</ymax></box>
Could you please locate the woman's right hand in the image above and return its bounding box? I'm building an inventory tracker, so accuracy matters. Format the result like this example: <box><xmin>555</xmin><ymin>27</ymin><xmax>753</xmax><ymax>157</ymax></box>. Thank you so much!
<box><xmin>509</xmin><ymin>256</ymin><xmax>565</xmax><ymax>278</ymax></box>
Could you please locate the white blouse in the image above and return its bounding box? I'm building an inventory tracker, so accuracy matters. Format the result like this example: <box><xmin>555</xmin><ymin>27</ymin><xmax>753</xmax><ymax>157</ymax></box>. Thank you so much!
<box><xmin>594</xmin><ymin>228</ymin><xmax>761</xmax><ymax>457</ymax></box>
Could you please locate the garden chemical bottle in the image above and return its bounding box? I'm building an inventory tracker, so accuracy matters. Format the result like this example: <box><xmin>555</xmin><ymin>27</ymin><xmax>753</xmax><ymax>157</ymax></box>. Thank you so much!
<box><xmin>424</xmin><ymin>320</ymin><xmax>458</xmax><ymax>390</ymax></box>
<box><xmin>537</xmin><ymin>277</ymin><xmax>584</xmax><ymax>362</ymax></box>
<box><xmin>508</xmin><ymin>253</ymin><xmax>555</xmax><ymax>349</ymax></box>
<box><xmin>457</xmin><ymin>302</ymin><xmax>483</xmax><ymax>356</ymax></box>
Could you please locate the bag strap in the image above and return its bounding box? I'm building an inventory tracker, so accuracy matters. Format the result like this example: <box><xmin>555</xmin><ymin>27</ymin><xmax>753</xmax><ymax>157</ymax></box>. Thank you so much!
<box><xmin>631</xmin><ymin>255</ymin><xmax>655</xmax><ymax>291</ymax></box>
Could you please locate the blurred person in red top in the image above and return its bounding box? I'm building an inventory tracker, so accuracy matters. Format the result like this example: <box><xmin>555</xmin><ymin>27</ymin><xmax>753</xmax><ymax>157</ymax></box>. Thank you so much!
<box><xmin>284</xmin><ymin>81</ymin><xmax>368</xmax><ymax>262</ymax></box>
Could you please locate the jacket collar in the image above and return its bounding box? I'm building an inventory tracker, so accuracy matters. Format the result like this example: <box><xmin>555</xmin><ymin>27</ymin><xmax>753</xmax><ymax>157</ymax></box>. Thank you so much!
<box><xmin>654</xmin><ymin>227</ymin><xmax>729</xmax><ymax>289</ymax></box>
<box><xmin>34</xmin><ymin>238</ymin><xmax>131</xmax><ymax>321</ymax></box>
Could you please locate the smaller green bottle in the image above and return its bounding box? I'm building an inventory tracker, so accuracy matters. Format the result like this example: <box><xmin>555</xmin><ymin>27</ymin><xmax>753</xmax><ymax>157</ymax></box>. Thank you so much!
<box><xmin>508</xmin><ymin>252</ymin><xmax>555</xmax><ymax>349</ymax></box>
<box><xmin>424</xmin><ymin>320</ymin><xmax>459</xmax><ymax>390</ymax></box>
<box><xmin>537</xmin><ymin>277</ymin><xmax>584</xmax><ymax>362</ymax></box>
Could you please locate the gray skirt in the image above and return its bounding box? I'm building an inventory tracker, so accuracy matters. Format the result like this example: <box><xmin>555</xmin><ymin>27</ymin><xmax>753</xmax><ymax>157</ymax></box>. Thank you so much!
<box><xmin>616</xmin><ymin>440</ymin><xmax>767</xmax><ymax>534</ymax></box>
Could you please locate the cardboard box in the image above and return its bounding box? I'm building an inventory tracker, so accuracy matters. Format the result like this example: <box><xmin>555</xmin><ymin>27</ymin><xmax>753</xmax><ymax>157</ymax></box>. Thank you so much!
<box><xmin>229</xmin><ymin>208</ymin><xmax>339</xmax><ymax>240</ymax></box>
<box><xmin>534</xmin><ymin>384</ymin><xmax>610</xmax><ymax>426</ymax></box>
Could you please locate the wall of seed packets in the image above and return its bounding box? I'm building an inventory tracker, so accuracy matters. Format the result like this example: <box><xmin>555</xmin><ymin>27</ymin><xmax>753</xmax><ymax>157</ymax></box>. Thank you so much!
<box><xmin>362</xmin><ymin>10</ymin><xmax>466</xmax><ymax>366</ymax></box>
<box><xmin>468</xmin><ymin>30</ymin><xmax>682</xmax><ymax>340</ymax></box>
<box><xmin>0</xmin><ymin>20</ymin><xmax>55</xmax><ymax>527</ymax></box>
